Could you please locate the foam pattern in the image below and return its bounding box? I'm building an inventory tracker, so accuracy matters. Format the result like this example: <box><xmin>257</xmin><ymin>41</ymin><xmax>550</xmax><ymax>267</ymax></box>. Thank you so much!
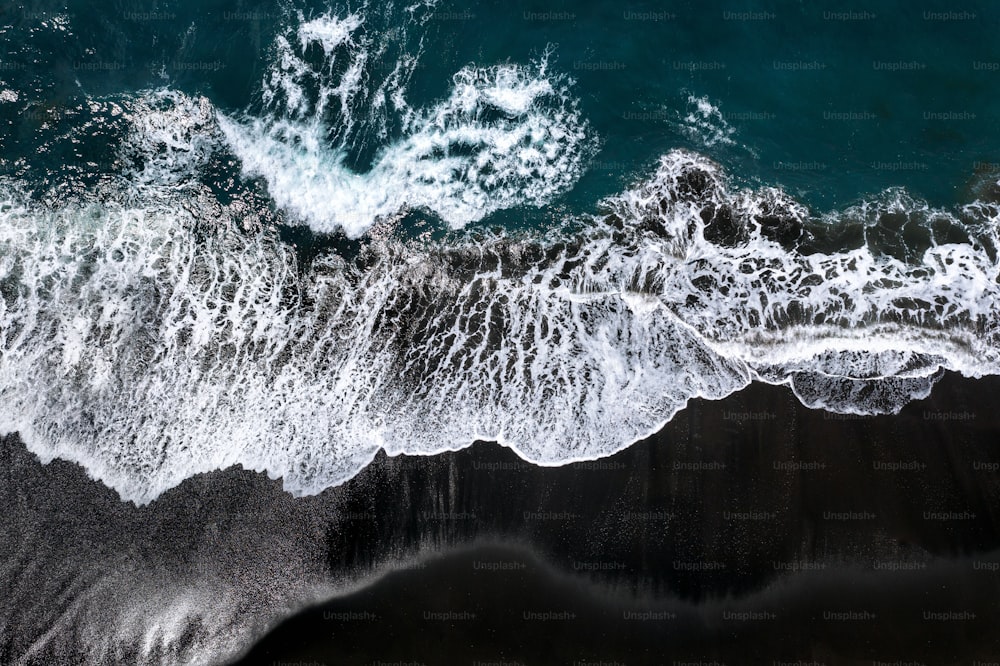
<box><xmin>2</xmin><ymin>137</ymin><xmax>999</xmax><ymax>503</ymax></box>
<box><xmin>217</xmin><ymin>10</ymin><xmax>594</xmax><ymax>236</ymax></box>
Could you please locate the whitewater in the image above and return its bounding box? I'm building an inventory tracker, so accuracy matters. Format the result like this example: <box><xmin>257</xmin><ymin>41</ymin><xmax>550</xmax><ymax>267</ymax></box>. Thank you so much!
<box><xmin>1</xmin><ymin>11</ymin><xmax>999</xmax><ymax>505</ymax></box>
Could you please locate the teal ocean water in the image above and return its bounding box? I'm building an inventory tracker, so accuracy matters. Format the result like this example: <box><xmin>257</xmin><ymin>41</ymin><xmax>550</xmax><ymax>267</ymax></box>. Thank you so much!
<box><xmin>4</xmin><ymin>0</ymin><xmax>1000</xmax><ymax>210</ymax></box>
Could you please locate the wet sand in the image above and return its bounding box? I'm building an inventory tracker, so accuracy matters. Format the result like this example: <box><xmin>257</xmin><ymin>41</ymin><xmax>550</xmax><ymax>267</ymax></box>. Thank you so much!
<box><xmin>2</xmin><ymin>373</ymin><xmax>999</xmax><ymax>664</ymax></box>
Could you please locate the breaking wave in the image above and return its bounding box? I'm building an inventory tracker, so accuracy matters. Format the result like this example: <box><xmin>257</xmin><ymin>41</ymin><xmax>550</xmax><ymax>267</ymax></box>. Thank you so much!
<box><xmin>2</xmin><ymin>107</ymin><xmax>999</xmax><ymax>503</ymax></box>
<box><xmin>215</xmin><ymin>10</ymin><xmax>594</xmax><ymax>236</ymax></box>
<box><xmin>1</xmin><ymin>9</ymin><xmax>998</xmax><ymax>504</ymax></box>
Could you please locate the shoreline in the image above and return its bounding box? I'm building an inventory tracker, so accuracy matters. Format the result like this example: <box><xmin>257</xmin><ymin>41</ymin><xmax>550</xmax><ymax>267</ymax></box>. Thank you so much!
<box><xmin>1</xmin><ymin>371</ymin><xmax>999</xmax><ymax>663</ymax></box>
<box><xmin>232</xmin><ymin>541</ymin><xmax>1000</xmax><ymax>665</ymax></box>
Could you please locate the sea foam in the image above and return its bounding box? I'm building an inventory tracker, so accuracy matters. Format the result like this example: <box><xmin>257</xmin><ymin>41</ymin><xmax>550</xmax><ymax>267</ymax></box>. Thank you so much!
<box><xmin>1</xmin><ymin>136</ymin><xmax>998</xmax><ymax>504</ymax></box>
<box><xmin>1</xmin><ymin>11</ymin><xmax>999</xmax><ymax>505</ymax></box>
<box><xmin>217</xmin><ymin>11</ymin><xmax>593</xmax><ymax>237</ymax></box>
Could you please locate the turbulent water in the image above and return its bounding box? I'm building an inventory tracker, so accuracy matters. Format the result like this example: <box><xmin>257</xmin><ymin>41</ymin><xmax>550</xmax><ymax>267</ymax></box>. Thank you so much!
<box><xmin>1</xmin><ymin>4</ymin><xmax>1000</xmax><ymax>504</ymax></box>
<box><xmin>216</xmin><ymin>13</ymin><xmax>593</xmax><ymax>235</ymax></box>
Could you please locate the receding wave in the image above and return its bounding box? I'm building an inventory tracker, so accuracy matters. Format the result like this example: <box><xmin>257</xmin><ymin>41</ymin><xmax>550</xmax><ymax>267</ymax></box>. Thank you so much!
<box><xmin>2</xmin><ymin>9</ymin><xmax>999</xmax><ymax>504</ymax></box>
<box><xmin>2</xmin><ymin>98</ymin><xmax>999</xmax><ymax>502</ymax></box>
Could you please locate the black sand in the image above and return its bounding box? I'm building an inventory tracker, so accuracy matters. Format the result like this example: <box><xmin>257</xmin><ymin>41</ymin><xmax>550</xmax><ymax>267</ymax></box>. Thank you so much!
<box><xmin>2</xmin><ymin>373</ymin><xmax>999</xmax><ymax>664</ymax></box>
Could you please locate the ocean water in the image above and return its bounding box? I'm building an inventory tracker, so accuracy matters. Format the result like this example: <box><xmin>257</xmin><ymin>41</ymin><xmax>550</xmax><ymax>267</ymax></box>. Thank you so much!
<box><xmin>1</xmin><ymin>1</ymin><xmax>999</xmax><ymax>662</ymax></box>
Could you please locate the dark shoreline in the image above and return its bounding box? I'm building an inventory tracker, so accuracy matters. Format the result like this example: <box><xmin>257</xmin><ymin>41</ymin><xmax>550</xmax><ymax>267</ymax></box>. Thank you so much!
<box><xmin>230</xmin><ymin>371</ymin><xmax>1000</xmax><ymax>665</ymax></box>
<box><xmin>234</xmin><ymin>542</ymin><xmax>1000</xmax><ymax>666</ymax></box>
<box><xmin>2</xmin><ymin>372</ymin><xmax>1000</xmax><ymax>664</ymax></box>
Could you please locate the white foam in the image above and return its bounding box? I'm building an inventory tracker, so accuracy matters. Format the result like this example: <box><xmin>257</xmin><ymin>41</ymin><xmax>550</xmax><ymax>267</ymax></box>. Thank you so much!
<box><xmin>2</xmin><ymin>147</ymin><xmax>999</xmax><ymax>506</ymax></box>
<box><xmin>602</xmin><ymin>150</ymin><xmax>1000</xmax><ymax>411</ymax></box>
<box><xmin>298</xmin><ymin>13</ymin><xmax>365</xmax><ymax>54</ymax></box>
<box><xmin>121</xmin><ymin>90</ymin><xmax>220</xmax><ymax>187</ymax></box>
<box><xmin>679</xmin><ymin>94</ymin><xmax>736</xmax><ymax>148</ymax></box>
<box><xmin>219</xmin><ymin>11</ymin><xmax>593</xmax><ymax>236</ymax></box>
<box><xmin>262</xmin><ymin>11</ymin><xmax>367</xmax><ymax>124</ymax></box>
<box><xmin>3</xmin><ymin>13</ymin><xmax>1000</xmax><ymax>509</ymax></box>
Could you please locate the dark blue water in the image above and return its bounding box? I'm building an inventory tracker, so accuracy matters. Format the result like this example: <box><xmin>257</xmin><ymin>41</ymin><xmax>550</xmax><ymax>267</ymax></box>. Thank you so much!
<box><xmin>3</xmin><ymin>0</ymin><xmax>999</xmax><ymax>216</ymax></box>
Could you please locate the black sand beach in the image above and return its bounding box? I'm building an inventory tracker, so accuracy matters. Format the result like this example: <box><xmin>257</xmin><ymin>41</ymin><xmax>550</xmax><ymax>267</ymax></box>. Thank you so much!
<box><xmin>2</xmin><ymin>373</ymin><xmax>999</xmax><ymax>664</ymax></box>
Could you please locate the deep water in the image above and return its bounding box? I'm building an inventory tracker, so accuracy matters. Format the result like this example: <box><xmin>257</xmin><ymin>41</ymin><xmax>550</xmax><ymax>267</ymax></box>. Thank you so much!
<box><xmin>3</xmin><ymin>0</ymin><xmax>1000</xmax><ymax>211</ymax></box>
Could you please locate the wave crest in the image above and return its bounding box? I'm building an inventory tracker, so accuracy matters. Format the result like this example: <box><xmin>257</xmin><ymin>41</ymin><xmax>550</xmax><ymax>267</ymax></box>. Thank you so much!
<box><xmin>2</xmin><ymin>145</ymin><xmax>999</xmax><ymax>502</ymax></box>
